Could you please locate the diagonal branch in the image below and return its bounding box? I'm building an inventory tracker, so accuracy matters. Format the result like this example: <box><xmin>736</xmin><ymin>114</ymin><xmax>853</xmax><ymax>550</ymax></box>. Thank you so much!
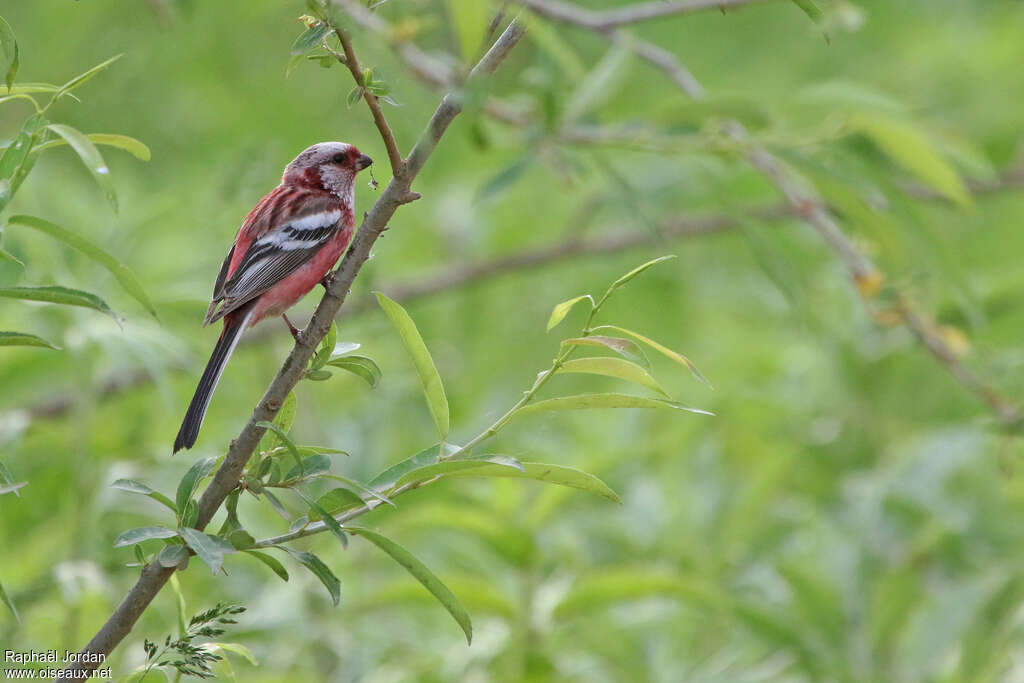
<box><xmin>56</xmin><ymin>18</ymin><xmax>527</xmax><ymax>681</ymax></box>
<box><xmin>518</xmin><ymin>0</ymin><xmax>777</xmax><ymax>30</ymax></box>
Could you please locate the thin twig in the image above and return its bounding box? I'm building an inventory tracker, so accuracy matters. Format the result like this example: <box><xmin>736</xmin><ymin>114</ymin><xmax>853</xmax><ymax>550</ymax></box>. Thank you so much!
<box><xmin>334</xmin><ymin>27</ymin><xmax>406</xmax><ymax>178</ymax></box>
<box><xmin>519</xmin><ymin>0</ymin><xmax>777</xmax><ymax>30</ymax></box>
<box><xmin>56</xmin><ymin>19</ymin><xmax>527</xmax><ymax>681</ymax></box>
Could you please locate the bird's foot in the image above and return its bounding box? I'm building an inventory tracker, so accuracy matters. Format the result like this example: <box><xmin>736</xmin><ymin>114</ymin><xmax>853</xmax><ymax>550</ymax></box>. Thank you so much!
<box><xmin>282</xmin><ymin>314</ymin><xmax>301</xmax><ymax>342</ymax></box>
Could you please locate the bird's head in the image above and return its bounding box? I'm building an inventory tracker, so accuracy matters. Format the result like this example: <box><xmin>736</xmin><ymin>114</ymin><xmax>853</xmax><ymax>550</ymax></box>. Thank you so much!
<box><xmin>282</xmin><ymin>141</ymin><xmax>373</xmax><ymax>198</ymax></box>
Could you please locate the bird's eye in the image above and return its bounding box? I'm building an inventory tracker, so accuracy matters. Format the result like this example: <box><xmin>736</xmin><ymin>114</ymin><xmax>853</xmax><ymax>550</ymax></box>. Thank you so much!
<box><xmin>332</xmin><ymin>153</ymin><xmax>347</xmax><ymax>164</ymax></box>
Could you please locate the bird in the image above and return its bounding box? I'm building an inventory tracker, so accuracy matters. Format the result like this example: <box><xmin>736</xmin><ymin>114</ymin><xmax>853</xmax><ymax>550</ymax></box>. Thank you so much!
<box><xmin>173</xmin><ymin>141</ymin><xmax>373</xmax><ymax>453</ymax></box>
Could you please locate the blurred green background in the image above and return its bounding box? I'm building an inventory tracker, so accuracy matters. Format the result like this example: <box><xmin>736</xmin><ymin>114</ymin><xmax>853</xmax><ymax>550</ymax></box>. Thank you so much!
<box><xmin>3</xmin><ymin>0</ymin><xmax>1024</xmax><ymax>680</ymax></box>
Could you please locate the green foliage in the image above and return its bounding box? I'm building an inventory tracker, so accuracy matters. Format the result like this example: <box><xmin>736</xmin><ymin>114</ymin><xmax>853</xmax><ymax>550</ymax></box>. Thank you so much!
<box><xmin>136</xmin><ymin>603</ymin><xmax>247</xmax><ymax>680</ymax></box>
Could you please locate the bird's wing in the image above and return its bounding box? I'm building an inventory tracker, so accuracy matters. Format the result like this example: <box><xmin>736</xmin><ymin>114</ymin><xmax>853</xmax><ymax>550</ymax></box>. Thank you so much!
<box><xmin>204</xmin><ymin>199</ymin><xmax>343</xmax><ymax>324</ymax></box>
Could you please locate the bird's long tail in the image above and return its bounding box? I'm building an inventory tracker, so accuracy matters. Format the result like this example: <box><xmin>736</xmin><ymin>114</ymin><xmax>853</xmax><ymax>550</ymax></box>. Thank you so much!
<box><xmin>173</xmin><ymin>305</ymin><xmax>254</xmax><ymax>453</ymax></box>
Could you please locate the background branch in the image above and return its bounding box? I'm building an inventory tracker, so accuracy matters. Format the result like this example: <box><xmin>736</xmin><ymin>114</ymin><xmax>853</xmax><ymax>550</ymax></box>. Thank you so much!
<box><xmin>56</xmin><ymin>18</ymin><xmax>527</xmax><ymax>680</ymax></box>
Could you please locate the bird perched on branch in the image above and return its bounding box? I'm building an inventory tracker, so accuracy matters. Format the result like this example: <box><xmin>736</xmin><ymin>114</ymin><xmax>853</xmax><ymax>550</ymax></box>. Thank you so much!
<box><xmin>173</xmin><ymin>142</ymin><xmax>373</xmax><ymax>453</ymax></box>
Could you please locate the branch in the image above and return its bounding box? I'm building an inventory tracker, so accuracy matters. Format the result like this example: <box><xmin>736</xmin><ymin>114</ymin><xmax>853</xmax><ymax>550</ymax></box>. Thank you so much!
<box><xmin>334</xmin><ymin>27</ymin><xmax>406</xmax><ymax>178</ymax></box>
<box><xmin>518</xmin><ymin>0</ymin><xmax>777</xmax><ymax>30</ymax></box>
<box><xmin>520</xmin><ymin>0</ymin><xmax>1021</xmax><ymax>423</ymax></box>
<box><xmin>56</xmin><ymin>18</ymin><xmax>527</xmax><ymax>680</ymax></box>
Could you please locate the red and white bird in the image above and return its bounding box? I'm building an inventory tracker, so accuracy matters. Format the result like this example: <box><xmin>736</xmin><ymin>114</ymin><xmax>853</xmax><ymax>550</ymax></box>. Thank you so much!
<box><xmin>173</xmin><ymin>141</ymin><xmax>372</xmax><ymax>453</ymax></box>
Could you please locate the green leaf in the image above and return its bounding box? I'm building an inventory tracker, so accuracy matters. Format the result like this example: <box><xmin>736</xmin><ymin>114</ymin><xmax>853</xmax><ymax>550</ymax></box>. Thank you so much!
<box><xmin>851</xmin><ymin>113</ymin><xmax>971</xmax><ymax>207</ymax></box>
<box><xmin>326</xmin><ymin>354</ymin><xmax>381</xmax><ymax>387</ymax></box>
<box><xmin>0</xmin><ymin>113</ymin><xmax>46</xmax><ymax>212</ymax></box>
<box><xmin>444</xmin><ymin>0</ymin><xmax>489</xmax><ymax>61</ymax></box>
<box><xmin>591</xmin><ymin>325</ymin><xmax>711</xmax><ymax>387</ymax></box>
<box><xmin>46</xmin><ymin>123</ymin><xmax>119</xmax><ymax>211</ymax></box>
<box><xmin>368</xmin><ymin>443</ymin><xmax>462</xmax><ymax>491</ymax></box>
<box><xmin>7</xmin><ymin>215</ymin><xmax>157</xmax><ymax>317</ymax></box>
<box><xmin>283</xmin><ymin>453</ymin><xmax>332</xmax><ymax>481</ymax></box>
<box><xmin>279</xmin><ymin>546</ymin><xmax>341</xmax><ymax>606</ymax></box>
<box><xmin>0</xmin><ymin>82</ymin><xmax>63</xmax><ymax>95</ymax></box>
<box><xmin>55</xmin><ymin>54</ymin><xmax>122</xmax><ymax>98</ymax></box>
<box><xmin>375</xmin><ymin>292</ymin><xmax>449</xmax><ymax>438</ymax></box>
<box><xmin>291</xmin><ymin>21</ymin><xmax>331</xmax><ymax>55</ymax></box>
<box><xmin>242</xmin><ymin>550</ymin><xmax>289</xmax><ymax>582</ymax></box>
<box><xmin>295</xmin><ymin>490</ymin><xmax>348</xmax><ymax>548</ymax></box>
<box><xmin>157</xmin><ymin>544</ymin><xmax>189</xmax><ymax>569</ymax></box>
<box><xmin>790</xmin><ymin>0</ymin><xmax>829</xmax><ymax>41</ymax></box>
<box><xmin>554</xmin><ymin>568</ymin><xmax>720</xmax><ymax>619</ymax></box>
<box><xmin>111</xmin><ymin>478</ymin><xmax>177</xmax><ymax>513</ymax></box>
<box><xmin>257</xmin><ymin>391</ymin><xmax>296</xmax><ymax>454</ymax></box>
<box><xmin>0</xmin><ymin>331</ymin><xmax>58</xmax><ymax>350</ymax></box>
<box><xmin>0</xmin><ymin>578</ymin><xmax>18</xmax><ymax>621</ymax></box>
<box><xmin>175</xmin><ymin>456</ymin><xmax>218</xmax><ymax>521</ymax></box>
<box><xmin>262</xmin><ymin>489</ymin><xmax>291</xmax><ymax>521</ymax></box>
<box><xmin>547</xmin><ymin>295</ymin><xmax>593</xmax><ymax>332</ymax></box>
<box><xmin>0</xmin><ymin>246</ymin><xmax>24</xmax><ymax>266</ymax></box>
<box><xmin>0</xmin><ymin>16</ymin><xmax>18</xmax><ymax>91</ymax></box>
<box><xmin>0</xmin><ymin>285</ymin><xmax>116</xmax><ymax>319</ymax></box>
<box><xmin>204</xmin><ymin>642</ymin><xmax>259</xmax><ymax>667</ymax></box>
<box><xmin>514</xmin><ymin>393</ymin><xmax>713</xmax><ymax>419</ymax></box>
<box><xmin>314</xmin><ymin>487</ymin><xmax>364</xmax><ymax>516</ymax></box>
<box><xmin>113</xmin><ymin>526</ymin><xmax>178</xmax><ymax>548</ymax></box>
<box><xmin>564</xmin><ymin>40</ymin><xmax>632</xmax><ymax>123</ymax></box>
<box><xmin>392</xmin><ymin>454</ymin><xmax>524</xmax><ymax>488</ymax></box>
<box><xmin>311</xmin><ymin>321</ymin><xmax>338</xmax><ymax>370</ymax></box>
<box><xmin>346</xmin><ymin>85</ymin><xmax>364</xmax><ymax>108</ymax></box>
<box><xmin>526</xmin><ymin>14</ymin><xmax>586</xmax><ymax>80</ymax></box>
<box><xmin>319</xmin><ymin>475</ymin><xmax>395</xmax><ymax>508</ymax></box>
<box><xmin>33</xmin><ymin>133</ymin><xmax>150</xmax><ymax>161</ymax></box>
<box><xmin>556</xmin><ymin>357</ymin><xmax>669</xmax><ymax>397</ymax></box>
<box><xmin>180</xmin><ymin>527</ymin><xmax>236</xmax><ymax>574</ymax></box>
<box><xmin>476</xmin><ymin>156</ymin><xmax>532</xmax><ymax>203</ymax></box>
<box><xmin>349</xmin><ymin>526</ymin><xmax>473</xmax><ymax>644</ymax></box>
<box><xmin>608</xmin><ymin>255</ymin><xmax>676</xmax><ymax>293</ymax></box>
<box><xmin>256</xmin><ymin>420</ymin><xmax>301</xmax><ymax>472</ymax></box>
<box><xmin>435</xmin><ymin>461</ymin><xmax>621</xmax><ymax>503</ymax></box>
<box><xmin>560</xmin><ymin>335</ymin><xmax>649</xmax><ymax>368</ymax></box>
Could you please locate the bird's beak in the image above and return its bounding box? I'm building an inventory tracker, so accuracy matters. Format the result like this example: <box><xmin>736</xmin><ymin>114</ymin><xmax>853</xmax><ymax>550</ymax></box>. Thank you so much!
<box><xmin>355</xmin><ymin>154</ymin><xmax>373</xmax><ymax>171</ymax></box>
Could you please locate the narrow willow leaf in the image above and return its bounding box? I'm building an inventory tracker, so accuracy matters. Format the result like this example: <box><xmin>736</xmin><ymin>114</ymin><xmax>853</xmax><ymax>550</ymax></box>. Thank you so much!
<box><xmin>592</xmin><ymin>325</ymin><xmax>711</xmax><ymax>387</ymax></box>
<box><xmin>8</xmin><ymin>215</ymin><xmax>157</xmax><ymax>317</ymax></box>
<box><xmin>55</xmin><ymin>54</ymin><xmax>122</xmax><ymax>97</ymax></box>
<box><xmin>526</xmin><ymin>14</ymin><xmax>586</xmax><ymax>79</ymax></box>
<box><xmin>437</xmin><ymin>461</ymin><xmax>621</xmax><ymax>503</ymax></box>
<box><xmin>180</xmin><ymin>527</ymin><xmax>236</xmax><ymax>574</ymax></box>
<box><xmin>556</xmin><ymin>357</ymin><xmax>669</xmax><ymax>397</ymax></box>
<box><xmin>444</xmin><ymin>0</ymin><xmax>488</xmax><ymax>61</ymax></box>
<box><xmin>113</xmin><ymin>526</ymin><xmax>178</xmax><ymax>548</ymax></box>
<box><xmin>476</xmin><ymin>157</ymin><xmax>532</xmax><ymax>203</ymax></box>
<box><xmin>204</xmin><ymin>642</ymin><xmax>259</xmax><ymax>667</ymax></box>
<box><xmin>851</xmin><ymin>113</ymin><xmax>971</xmax><ymax>207</ymax></box>
<box><xmin>375</xmin><ymin>292</ymin><xmax>449</xmax><ymax>438</ymax></box>
<box><xmin>326</xmin><ymin>354</ymin><xmax>381</xmax><ymax>387</ymax></box>
<box><xmin>790</xmin><ymin>0</ymin><xmax>829</xmax><ymax>41</ymax></box>
<box><xmin>257</xmin><ymin>391</ymin><xmax>296</xmax><ymax>454</ymax></box>
<box><xmin>157</xmin><ymin>544</ymin><xmax>188</xmax><ymax>569</ymax></box>
<box><xmin>0</xmin><ymin>285</ymin><xmax>116</xmax><ymax>319</ymax></box>
<box><xmin>319</xmin><ymin>474</ymin><xmax>395</xmax><ymax>508</ymax></box>
<box><xmin>33</xmin><ymin>133</ymin><xmax>150</xmax><ymax>161</ymax></box>
<box><xmin>0</xmin><ymin>113</ymin><xmax>46</xmax><ymax>212</ymax></box>
<box><xmin>256</xmin><ymin>421</ymin><xmax>301</xmax><ymax>472</ymax></box>
<box><xmin>608</xmin><ymin>255</ymin><xmax>676</xmax><ymax>292</ymax></box>
<box><xmin>350</xmin><ymin>526</ymin><xmax>472</xmax><ymax>644</ymax></box>
<box><xmin>290</xmin><ymin>21</ymin><xmax>331</xmax><ymax>56</ymax></box>
<box><xmin>279</xmin><ymin>546</ymin><xmax>341</xmax><ymax>606</ymax></box>
<box><xmin>0</xmin><ymin>331</ymin><xmax>58</xmax><ymax>349</ymax></box>
<box><xmin>312</xmin><ymin>487</ymin><xmax>364</xmax><ymax>518</ymax></box>
<box><xmin>368</xmin><ymin>443</ymin><xmax>462</xmax><ymax>491</ymax></box>
<box><xmin>393</xmin><ymin>454</ymin><xmax>524</xmax><ymax>488</ymax></box>
<box><xmin>295</xmin><ymin>490</ymin><xmax>348</xmax><ymax>548</ymax></box>
<box><xmin>46</xmin><ymin>124</ymin><xmax>118</xmax><ymax>210</ymax></box>
<box><xmin>262</xmin><ymin>489</ymin><xmax>291</xmax><ymax>521</ymax></box>
<box><xmin>547</xmin><ymin>294</ymin><xmax>593</xmax><ymax>332</ymax></box>
<box><xmin>564</xmin><ymin>40</ymin><xmax>632</xmax><ymax>123</ymax></box>
<box><xmin>0</xmin><ymin>578</ymin><xmax>18</xmax><ymax>622</ymax></box>
<box><xmin>311</xmin><ymin>321</ymin><xmax>338</xmax><ymax>370</ymax></box>
<box><xmin>514</xmin><ymin>393</ymin><xmax>713</xmax><ymax>418</ymax></box>
<box><xmin>0</xmin><ymin>16</ymin><xmax>18</xmax><ymax>91</ymax></box>
<box><xmin>560</xmin><ymin>335</ymin><xmax>649</xmax><ymax>368</ymax></box>
<box><xmin>284</xmin><ymin>453</ymin><xmax>332</xmax><ymax>481</ymax></box>
<box><xmin>0</xmin><ymin>246</ymin><xmax>24</xmax><ymax>266</ymax></box>
<box><xmin>242</xmin><ymin>550</ymin><xmax>289</xmax><ymax>582</ymax></box>
<box><xmin>111</xmin><ymin>478</ymin><xmax>177</xmax><ymax>513</ymax></box>
<box><xmin>174</xmin><ymin>456</ymin><xmax>218</xmax><ymax>520</ymax></box>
